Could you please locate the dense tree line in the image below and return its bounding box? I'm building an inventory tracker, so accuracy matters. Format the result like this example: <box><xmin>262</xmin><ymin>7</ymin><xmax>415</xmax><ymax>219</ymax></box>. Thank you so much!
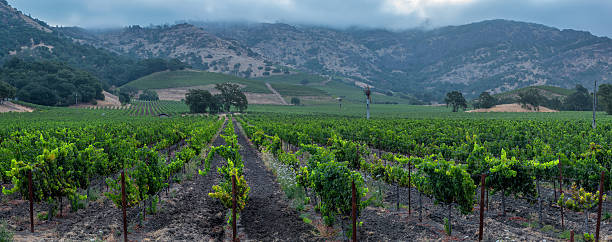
<box><xmin>185</xmin><ymin>83</ymin><xmax>248</xmax><ymax>114</ymax></box>
<box><xmin>0</xmin><ymin>58</ymin><xmax>103</xmax><ymax>106</ymax></box>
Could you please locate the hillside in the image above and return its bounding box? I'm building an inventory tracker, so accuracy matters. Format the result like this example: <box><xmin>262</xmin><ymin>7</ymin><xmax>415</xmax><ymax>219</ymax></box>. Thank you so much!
<box><xmin>63</xmin><ymin>24</ymin><xmax>289</xmax><ymax>79</ymax></box>
<box><xmin>123</xmin><ymin>70</ymin><xmax>416</xmax><ymax>105</ymax></box>
<box><xmin>66</xmin><ymin>20</ymin><xmax>612</xmax><ymax>102</ymax></box>
<box><xmin>198</xmin><ymin>20</ymin><xmax>612</xmax><ymax>101</ymax></box>
<box><xmin>0</xmin><ymin>1</ymin><xmax>186</xmax><ymax>88</ymax></box>
<box><xmin>123</xmin><ymin>69</ymin><xmax>270</xmax><ymax>93</ymax></box>
<box><xmin>494</xmin><ymin>85</ymin><xmax>576</xmax><ymax>100</ymax></box>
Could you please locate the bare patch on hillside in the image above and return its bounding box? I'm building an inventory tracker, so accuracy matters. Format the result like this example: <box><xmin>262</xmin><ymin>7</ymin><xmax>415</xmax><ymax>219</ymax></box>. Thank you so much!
<box><xmin>467</xmin><ymin>103</ymin><xmax>558</xmax><ymax>113</ymax></box>
<box><xmin>0</xmin><ymin>101</ymin><xmax>33</xmax><ymax>113</ymax></box>
<box><xmin>154</xmin><ymin>86</ymin><xmax>284</xmax><ymax>105</ymax></box>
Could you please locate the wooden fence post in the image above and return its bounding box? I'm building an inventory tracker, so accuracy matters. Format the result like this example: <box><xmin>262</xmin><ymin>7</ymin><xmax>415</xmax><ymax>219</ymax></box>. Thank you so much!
<box><xmin>352</xmin><ymin>180</ymin><xmax>357</xmax><ymax>242</ymax></box>
<box><xmin>28</xmin><ymin>170</ymin><xmax>34</xmax><ymax>233</ymax></box>
<box><xmin>121</xmin><ymin>170</ymin><xmax>128</xmax><ymax>242</ymax></box>
<box><xmin>558</xmin><ymin>159</ymin><xmax>564</xmax><ymax>230</ymax></box>
<box><xmin>595</xmin><ymin>171</ymin><xmax>604</xmax><ymax>242</ymax></box>
<box><xmin>408</xmin><ymin>160</ymin><xmax>411</xmax><ymax>215</ymax></box>
<box><xmin>232</xmin><ymin>175</ymin><xmax>237</xmax><ymax>242</ymax></box>
<box><xmin>479</xmin><ymin>174</ymin><xmax>485</xmax><ymax>241</ymax></box>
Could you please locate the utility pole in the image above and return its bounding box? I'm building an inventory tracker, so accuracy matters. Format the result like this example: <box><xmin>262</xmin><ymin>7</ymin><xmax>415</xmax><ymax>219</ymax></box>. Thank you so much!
<box><xmin>593</xmin><ymin>80</ymin><xmax>597</xmax><ymax>130</ymax></box>
<box><xmin>74</xmin><ymin>92</ymin><xmax>78</xmax><ymax>105</ymax></box>
<box><xmin>364</xmin><ymin>87</ymin><xmax>371</xmax><ymax>119</ymax></box>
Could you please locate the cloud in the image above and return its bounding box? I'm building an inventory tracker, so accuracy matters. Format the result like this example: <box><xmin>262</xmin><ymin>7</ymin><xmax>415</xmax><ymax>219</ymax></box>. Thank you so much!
<box><xmin>7</xmin><ymin>0</ymin><xmax>612</xmax><ymax>37</ymax></box>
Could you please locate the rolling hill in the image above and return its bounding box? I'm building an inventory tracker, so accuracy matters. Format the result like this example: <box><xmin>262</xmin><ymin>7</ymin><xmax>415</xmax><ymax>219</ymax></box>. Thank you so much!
<box><xmin>494</xmin><ymin>85</ymin><xmax>576</xmax><ymax>100</ymax></box>
<box><xmin>122</xmin><ymin>70</ymin><xmax>417</xmax><ymax>105</ymax></box>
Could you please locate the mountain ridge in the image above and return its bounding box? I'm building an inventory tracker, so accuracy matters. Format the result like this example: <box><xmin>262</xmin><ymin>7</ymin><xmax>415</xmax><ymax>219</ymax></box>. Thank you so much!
<box><xmin>3</xmin><ymin>0</ymin><xmax>611</xmax><ymax>103</ymax></box>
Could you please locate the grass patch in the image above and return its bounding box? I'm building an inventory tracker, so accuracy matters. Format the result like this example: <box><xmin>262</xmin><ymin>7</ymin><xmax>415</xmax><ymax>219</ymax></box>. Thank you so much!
<box><xmin>253</xmin><ymin>73</ymin><xmax>327</xmax><ymax>85</ymax></box>
<box><xmin>300</xmin><ymin>213</ymin><xmax>313</xmax><ymax>224</ymax></box>
<box><xmin>270</xmin><ymin>83</ymin><xmax>328</xmax><ymax>97</ymax></box>
<box><xmin>0</xmin><ymin>220</ymin><xmax>12</xmax><ymax>242</ymax></box>
<box><xmin>247</xmin><ymin>103</ymin><xmax>612</xmax><ymax>121</ymax></box>
<box><xmin>541</xmin><ymin>224</ymin><xmax>555</xmax><ymax>232</ymax></box>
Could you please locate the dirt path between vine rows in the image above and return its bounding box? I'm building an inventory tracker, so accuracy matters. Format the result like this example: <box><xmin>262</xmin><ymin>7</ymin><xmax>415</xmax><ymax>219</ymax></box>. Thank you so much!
<box><xmin>233</xmin><ymin>119</ymin><xmax>321</xmax><ymax>241</ymax></box>
<box><xmin>135</xmin><ymin>133</ymin><xmax>227</xmax><ymax>241</ymax></box>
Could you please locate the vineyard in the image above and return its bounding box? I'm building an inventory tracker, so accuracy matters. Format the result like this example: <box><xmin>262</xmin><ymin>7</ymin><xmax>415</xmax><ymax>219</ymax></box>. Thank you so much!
<box><xmin>86</xmin><ymin>100</ymin><xmax>190</xmax><ymax>116</ymax></box>
<box><xmin>0</xmin><ymin>108</ymin><xmax>611</xmax><ymax>241</ymax></box>
<box><xmin>237</xmin><ymin>113</ymin><xmax>612</xmax><ymax>241</ymax></box>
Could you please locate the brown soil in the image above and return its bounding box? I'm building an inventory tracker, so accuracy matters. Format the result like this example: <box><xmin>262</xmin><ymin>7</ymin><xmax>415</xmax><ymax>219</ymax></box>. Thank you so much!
<box><xmin>0</xmin><ymin>101</ymin><xmax>33</xmax><ymax>113</ymax></box>
<box><xmin>232</xmin><ymin>119</ymin><xmax>322</xmax><ymax>241</ymax></box>
<box><xmin>467</xmin><ymin>103</ymin><xmax>558</xmax><ymax>113</ymax></box>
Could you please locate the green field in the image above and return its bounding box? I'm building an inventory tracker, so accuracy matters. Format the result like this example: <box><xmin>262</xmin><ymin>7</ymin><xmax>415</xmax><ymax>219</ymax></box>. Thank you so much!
<box><xmin>253</xmin><ymin>73</ymin><xmax>328</xmax><ymax>85</ymax></box>
<box><xmin>254</xmin><ymin>73</ymin><xmax>418</xmax><ymax>104</ymax></box>
<box><xmin>270</xmin><ymin>83</ymin><xmax>328</xmax><ymax>96</ymax></box>
<box><xmin>122</xmin><ymin>70</ymin><xmax>272</xmax><ymax>93</ymax></box>
<box><xmin>248</xmin><ymin>103</ymin><xmax>610</xmax><ymax>120</ymax></box>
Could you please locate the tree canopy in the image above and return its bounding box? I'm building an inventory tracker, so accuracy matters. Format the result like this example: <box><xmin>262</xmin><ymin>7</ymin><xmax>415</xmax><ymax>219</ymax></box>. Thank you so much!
<box><xmin>185</xmin><ymin>89</ymin><xmax>214</xmax><ymax>113</ymax></box>
<box><xmin>185</xmin><ymin>83</ymin><xmax>248</xmax><ymax>114</ymax></box>
<box><xmin>0</xmin><ymin>80</ymin><xmax>16</xmax><ymax>103</ymax></box>
<box><xmin>0</xmin><ymin>58</ymin><xmax>103</xmax><ymax>106</ymax></box>
<box><xmin>563</xmin><ymin>84</ymin><xmax>591</xmax><ymax>111</ymax></box>
<box><xmin>473</xmin><ymin>91</ymin><xmax>496</xmax><ymax>109</ymax></box>
<box><xmin>597</xmin><ymin>84</ymin><xmax>612</xmax><ymax>115</ymax></box>
<box><xmin>290</xmin><ymin>97</ymin><xmax>301</xmax><ymax>106</ymax></box>
<box><xmin>444</xmin><ymin>91</ymin><xmax>467</xmax><ymax>112</ymax></box>
<box><xmin>518</xmin><ymin>88</ymin><xmax>544</xmax><ymax>111</ymax></box>
<box><xmin>215</xmin><ymin>83</ymin><xmax>248</xmax><ymax>113</ymax></box>
<box><xmin>118</xmin><ymin>86</ymin><xmax>138</xmax><ymax>105</ymax></box>
<box><xmin>138</xmin><ymin>89</ymin><xmax>159</xmax><ymax>101</ymax></box>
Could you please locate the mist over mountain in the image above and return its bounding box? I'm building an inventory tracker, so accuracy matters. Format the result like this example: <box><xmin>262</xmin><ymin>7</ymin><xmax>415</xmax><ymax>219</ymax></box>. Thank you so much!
<box><xmin>2</xmin><ymin>0</ymin><xmax>611</xmax><ymax>102</ymax></box>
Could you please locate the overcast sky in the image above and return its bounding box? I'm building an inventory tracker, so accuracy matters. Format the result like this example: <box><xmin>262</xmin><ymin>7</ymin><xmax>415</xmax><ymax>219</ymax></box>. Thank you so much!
<box><xmin>7</xmin><ymin>0</ymin><xmax>612</xmax><ymax>37</ymax></box>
